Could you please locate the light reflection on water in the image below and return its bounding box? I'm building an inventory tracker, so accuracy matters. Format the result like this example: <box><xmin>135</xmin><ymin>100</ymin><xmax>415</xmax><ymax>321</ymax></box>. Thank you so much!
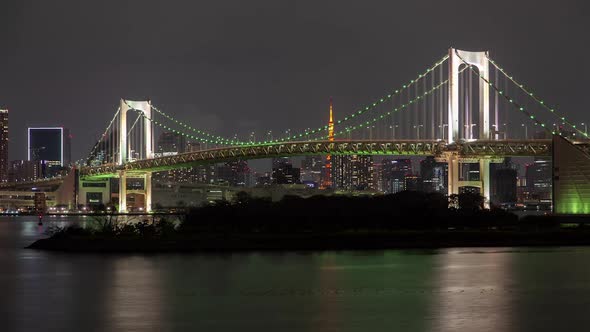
<box><xmin>1</xmin><ymin>216</ymin><xmax>590</xmax><ymax>331</ymax></box>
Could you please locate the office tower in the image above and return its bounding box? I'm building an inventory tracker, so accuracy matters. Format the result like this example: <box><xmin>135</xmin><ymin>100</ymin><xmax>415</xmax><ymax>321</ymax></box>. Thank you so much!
<box><xmin>28</xmin><ymin>127</ymin><xmax>71</xmax><ymax>167</ymax></box>
<box><xmin>381</xmin><ymin>158</ymin><xmax>412</xmax><ymax>193</ymax></box>
<box><xmin>157</xmin><ymin>132</ymin><xmax>186</xmax><ymax>156</ymax></box>
<box><xmin>420</xmin><ymin>156</ymin><xmax>448</xmax><ymax>193</ymax></box>
<box><xmin>332</xmin><ymin>155</ymin><xmax>373</xmax><ymax>190</ymax></box>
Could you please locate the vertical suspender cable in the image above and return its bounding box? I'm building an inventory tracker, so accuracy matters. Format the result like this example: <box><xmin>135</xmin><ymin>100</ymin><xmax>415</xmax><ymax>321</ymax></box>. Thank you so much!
<box><xmin>407</xmin><ymin>84</ymin><xmax>411</xmax><ymax>139</ymax></box>
<box><xmin>459</xmin><ymin>69</ymin><xmax>463</xmax><ymax>138</ymax></box>
<box><xmin>423</xmin><ymin>74</ymin><xmax>427</xmax><ymax>139</ymax></box>
<box><xmin>412</xmin><ymin>84</ymin><xmax>420</xmax><ymax>139</ymax></box>
<box><xmin>470</xmin><ymin>68</ymin><xmax>474</xmax><ymax>139</ymax></box>
<box><xmin>504</xmin><ymin>74</ymin><xmax>509</xmax><ymax>138</ymax></box>
<box><xmin>431</xmin><ymin>68</ymin><xmax>435</xmax><ymax>139</ymax></box>
<box><xmin>439</xmin><ymin>64</ymin><xmax>444</xmax><ymax>140</ymax></box>
<box><xmin>494</xmin><ymin>64</ymin><xmax>499</xmax><ymax>139</ymax></box>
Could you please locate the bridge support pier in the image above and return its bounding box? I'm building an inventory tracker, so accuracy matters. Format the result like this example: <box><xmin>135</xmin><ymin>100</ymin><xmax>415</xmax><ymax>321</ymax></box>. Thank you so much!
<box><xmin>446</xmin><ymin>152</ymin><xmax>460</xmax><ymax>198</ymax></box>
<box><xmin>442</xmin><ymin>152</ymin><xmax>498</xmax><ymax>208</ymax></box>
<box><xmin>118</xmin><ymin>171</ymin><xmax>152</xmax><ymax>213</ymax></box>
<box><xmin>145</xmin><ymin>172</ymin><xmax>152</xmax><ymax>213</ymax></box>
<box><xmin>479</xmin><ymin>158</ymin><xmax>491</xmax><ymax>207</ymax></box>
<box><xmin>118</xmin><ymin>171</ymin><xmax>127</xmax><ymax>213</ymax></box>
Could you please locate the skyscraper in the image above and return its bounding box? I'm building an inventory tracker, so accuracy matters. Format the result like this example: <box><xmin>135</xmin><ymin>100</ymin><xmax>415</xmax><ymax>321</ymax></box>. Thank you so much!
<box><xmin>491</xmin><ymin>166</ymin><xmax>517</xmax><ymax>205</ymax></box>
<box><xmin>300</xmin><ymin>155</ymin><xmax>323</xmax><ymax>184</ymax></box>
<box><xmin>157</xmin><ymin>132</ymin><xmax>186</xmax><ymax>156</ymax></box>
<box><xmin>381</xmin><ymin>158</ymin><xmax>412</xmax><ymax>193</ymax></box>
<box><xmin>28</xmin><ymin>127</ymin><xmax>71</xmax><ymax>167</ymax></box>
<box><xmin>525</xmin><ymin>157</ymin><xmax>552</xmax><ymax>201</ymax></box>
<box><xmin>216</xmin><ymin>160</ymin><xmax>250</xmax><ymax>186</ymax></box>
<box><xmin>332</xmin><ymin>155</ymin><xmax>373</xmax><ymax>190</ymax></box>
<box><xmin>0</xmin><ymin>109</ymin><xmax>7</xmax><ymax>182</ymax></box>
<box><xmin>271</xmin><ymin>157</ymin><xmax>300</xmax><ymax>184</ymax></box>
<box><xmin>420</xmin><ymin>156</ymin><xmax>448</xmax><ymax>193</ymax></box>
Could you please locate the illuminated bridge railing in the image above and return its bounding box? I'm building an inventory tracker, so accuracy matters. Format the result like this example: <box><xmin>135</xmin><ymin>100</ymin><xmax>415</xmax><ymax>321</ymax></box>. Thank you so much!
<box><xmin>80</xmin><ymin>139</ymin><xmax>554</xmax><ymax>178</ymax></box>
<box><xmin>81</xmin><ymin>140</ymin><xmax>445</xmax><ymax>177</ymax></box>
<box><xmin>453</xmin><ymin>139</ymin><xmax>552</xmax><ymax>157</ymax></box>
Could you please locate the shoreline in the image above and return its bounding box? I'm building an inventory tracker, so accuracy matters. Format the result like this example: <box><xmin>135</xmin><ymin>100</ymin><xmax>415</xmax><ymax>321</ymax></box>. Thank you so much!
<box><xmin>26</xmin><ymin>230</ymin><xmax>590</xmax><ymax>253</ymax></box>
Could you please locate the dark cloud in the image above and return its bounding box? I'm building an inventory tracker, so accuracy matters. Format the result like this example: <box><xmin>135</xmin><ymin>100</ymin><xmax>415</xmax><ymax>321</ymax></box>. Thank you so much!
<box><xmin>0</xmin><ymin>0</ymin><xmax>588</xmax><ymax>160</ymax></box>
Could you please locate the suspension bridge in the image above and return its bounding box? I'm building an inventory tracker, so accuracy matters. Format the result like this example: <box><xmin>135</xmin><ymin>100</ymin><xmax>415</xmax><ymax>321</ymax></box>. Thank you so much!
<box><xmin>5</xmin><ymin>48</ymin><xmax>590</xmax><ymax>214</ymax></box>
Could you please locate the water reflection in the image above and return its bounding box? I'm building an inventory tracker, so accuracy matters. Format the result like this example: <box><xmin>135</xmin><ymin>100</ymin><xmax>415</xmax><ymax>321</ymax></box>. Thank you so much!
<box><xmin>431</xmin><ymin>248</ymin><xmax>515</xmax><ymax>332</ymax></box>
<box><xmin>107</xmin><ymin>257</ymin><xmax>164</xmax><ymax>331</ymax></box>
<box><xmin>4</xmin><ymin>218</ymin><xmax>590</xmax><ymax>331</ymax></box>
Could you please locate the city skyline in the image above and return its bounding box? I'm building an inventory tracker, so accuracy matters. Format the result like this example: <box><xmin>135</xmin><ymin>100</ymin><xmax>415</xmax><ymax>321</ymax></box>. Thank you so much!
<box><xmin>1</xmin><ymin>1</ymin><xmax>589</xmax><ymax>161</ymax></box>
<box><xmin>2</xmin><ymin>3</ymin><xmax>590</xmax><ymax>331</ymax></box>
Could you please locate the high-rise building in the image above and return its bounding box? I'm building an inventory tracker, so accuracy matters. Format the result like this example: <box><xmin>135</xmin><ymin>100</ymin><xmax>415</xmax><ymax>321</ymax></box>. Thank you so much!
<box><xmin>381</xmin><ymin>158</ymin><xmax>412</xmax><ymax>193</ymax></box>
<box><xmin>272</xmin><ymin>157</ymin><xmax>292</xmax><ymax>169</ymax></box>
<box><xmin>420</xmin><ymin>156</ymin><xmax>448</xmax><ymax>193</ymax></box>
<box><xmin>0</xmin><ymin>109</ymin><xmax>7</xmax><ymax>182</ymax></box>
<box><xmin>300</xmin><ymin>156</ymin><xmax>323</xmax><ymax>184</ymax></box>
<box><xmin>8</xmin><ymin>160</ymin><xmax>48</xmax><ymax>182</ymax></box>
<box><xmin>185</xmin><ymin>141</ymin><xmax>202</xmax><ymax>153</ymax></box>
<box><xmin>404</xmin><ymin>174</ymin><xmax>423</xmax><ymax>191</ymax></box>
<box><xmin>28</xmin><ymin>127</ymin><xmax>71</xmax><ymax>167</ymax></box>
<box><xmin>525</xmin><ymin>157</ymin><xmax>552</xmax><ymax>201</ymax></box>
<box><xmin>157</xmin><ymin>132</ymin><xmax>186</xmax><ymax>156</ymax></box>
<box><xmin>217</xmin><ymin>160</ymin><xmax>250</xmax><ymax>186</ymax></box>
<box><xmin>332</xmin><ymin>155</ymin><xmax>373</xmax><ymax>190</ymax></box>
<box><xmin>491</xmin><ymin>167</ymin><xmax>518</xmax><ymax>205</ymax></box>
<box><xmin>489</xmin><ymin>158</ymin><xmax>518</xmax><ymax>205</ymax></box>
<box><xmin>272</xmin><ymin>157</ymin><xmax>301</xmax><ymax>184</ymax></box>
<box><xmin>372</xmin><ymin>162</ymin><xmax>384</xmax><ymax>192</ymax></box>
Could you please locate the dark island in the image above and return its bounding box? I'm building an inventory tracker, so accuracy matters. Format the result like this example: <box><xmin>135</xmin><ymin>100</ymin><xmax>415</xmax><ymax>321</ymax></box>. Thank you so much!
<box><xmin>27</xmin><ymin>191</ymin><xmax>590</xmax><ymax>253</ymax></box>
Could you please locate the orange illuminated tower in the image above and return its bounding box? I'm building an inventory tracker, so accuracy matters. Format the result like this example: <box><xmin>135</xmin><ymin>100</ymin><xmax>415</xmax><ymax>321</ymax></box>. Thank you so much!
<box><xmin>328</xmin><ymin>97</ymin><xmax>334</xmax><ymax>141</ymax></box>
<box><xmin>321</xmin><ymin>97</ymin><xmax>335</xmax><ymax>189</ymax></box>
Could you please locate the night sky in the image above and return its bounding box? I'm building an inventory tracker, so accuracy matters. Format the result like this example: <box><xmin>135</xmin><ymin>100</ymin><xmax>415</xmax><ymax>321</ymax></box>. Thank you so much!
<box><xmin>0</xmin><ymin>0</ymin><xmax>588</xmax><ymax>162</ymax></box>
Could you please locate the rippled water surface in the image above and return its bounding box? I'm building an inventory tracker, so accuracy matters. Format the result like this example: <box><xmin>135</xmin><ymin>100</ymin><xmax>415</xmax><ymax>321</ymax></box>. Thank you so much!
<box><xmin>1</xmin><ymin>216</ymin><xmax>590</xmax><ymax>332</ymax></box>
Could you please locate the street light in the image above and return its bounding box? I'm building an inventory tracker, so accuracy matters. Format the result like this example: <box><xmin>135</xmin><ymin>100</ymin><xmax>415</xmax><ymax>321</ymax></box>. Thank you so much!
<box><xmin>491</xmin><ymin>124</ymin><xmax>499</xmax><ymax>140</ymax></box>
<box><xmin>439</xmin><ymin>124</ymin><xmax>448</xmax><ymax>141</ymax></box>
<box><xmin>582</xmin><ymin>122</ymin><xmax>588</xmax><ymax>137</ymax></box>
<box><xmin>389</xmin><ymin>124</ymin><xmax>399</xmax><ymax>139</ymax></box>
<box><xmin>464</xmin><ymin>124</ymin><xmax>476</xmax><ymax>139</ymax></box>
<box><xmin>521</xmin><ymin>124</ymin><xmax>528</xmax><ymax>139</ymax></box>
<box><xmin>413</xmin><ymin>124</ymin><xmax>424</xmax><ymax>139</ymax></box>
<box><xmin>503</xmin><ymin>123</ymin><xmax>508</xmax><ymax>139</ymax></box>
<box><xmin>369</xmin><ymin>125</ymin><xmax>376</xmax><ymax>140</ymax></box>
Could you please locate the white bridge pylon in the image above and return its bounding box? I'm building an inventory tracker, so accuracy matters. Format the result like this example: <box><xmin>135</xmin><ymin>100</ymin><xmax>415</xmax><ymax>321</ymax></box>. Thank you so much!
<box><xmin>119</xmin><ymin>99</ymin><xmax>154</xmax><ymax>165</ymax></box>
<box><xmin>448</xmin><ymin>48</ymin><xmax>490</xmax><ymax>143</ymax></box>
<box><xmin>118</xmin><ymin>99</ymin><xmax>153</xmax><ymax>213</ymax></box>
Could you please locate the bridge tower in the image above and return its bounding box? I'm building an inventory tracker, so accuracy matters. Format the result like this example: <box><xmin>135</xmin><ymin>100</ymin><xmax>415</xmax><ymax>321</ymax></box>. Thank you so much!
<box><xmin>448</xmin><ymin>48</ymin><xmax>490</xmax><ymax>143</ymax></box>
<box><xmin>446</xmin><ymin>48</ymin><xmax>494</xmax><ymax>203</ymax></box>
<box><xmin>118</xmin><ymin>99</ymin><xmax>153</xmax><ymax>213</ymax></box>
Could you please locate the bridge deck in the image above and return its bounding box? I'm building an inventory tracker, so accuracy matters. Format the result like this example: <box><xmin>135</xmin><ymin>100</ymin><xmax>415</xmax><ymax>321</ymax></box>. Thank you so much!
<box><xmin>80</xmin><ymin>139</ymin><xmax>553</xmax><ymax>178</ymax></box>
